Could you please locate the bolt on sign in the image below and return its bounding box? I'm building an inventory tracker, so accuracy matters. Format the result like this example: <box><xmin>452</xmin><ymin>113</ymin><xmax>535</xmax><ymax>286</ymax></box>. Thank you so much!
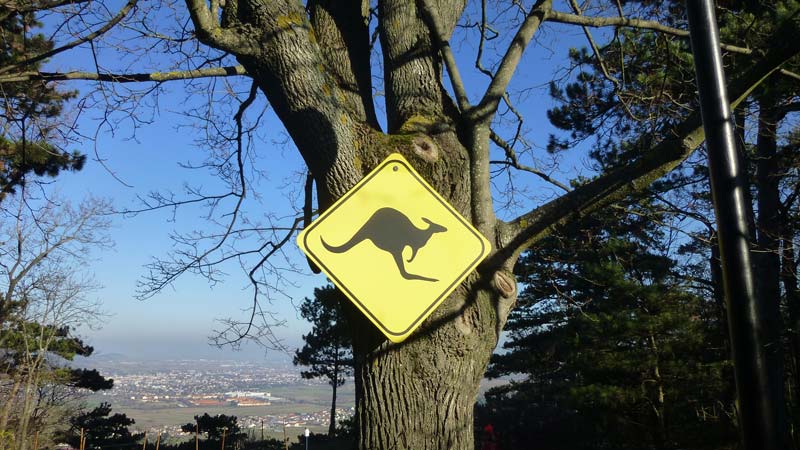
<box><xmin>298</xmin><ymin>153</ymin><xmax>490</xmax><ymax>343</ymax></box>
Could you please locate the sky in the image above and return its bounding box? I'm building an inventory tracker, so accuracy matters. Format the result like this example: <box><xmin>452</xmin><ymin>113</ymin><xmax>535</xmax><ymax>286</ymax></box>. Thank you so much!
<box><xmin>26</xmin><ymin>1</ymin><xmax>594</xmax><ymax>363</ymax></box>
<box><xmin>56</xmin><ymin>106</ymin><xmax>316</xmax><ymax>363</ymax></box>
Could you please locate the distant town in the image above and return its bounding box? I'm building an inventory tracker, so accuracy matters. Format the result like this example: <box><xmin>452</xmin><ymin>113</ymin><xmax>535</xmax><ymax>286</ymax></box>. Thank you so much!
<box><xmin>84</xmin><ymin>358</ymin><xmax>355</xmax><ymax>437</ymax></box>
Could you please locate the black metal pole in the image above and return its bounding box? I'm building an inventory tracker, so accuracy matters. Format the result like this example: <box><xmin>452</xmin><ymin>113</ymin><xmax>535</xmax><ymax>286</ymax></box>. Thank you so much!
<box><xmin>686</xmin><ymin>2</ymin><xmax>782</xmax><ymax>450</ymax></box>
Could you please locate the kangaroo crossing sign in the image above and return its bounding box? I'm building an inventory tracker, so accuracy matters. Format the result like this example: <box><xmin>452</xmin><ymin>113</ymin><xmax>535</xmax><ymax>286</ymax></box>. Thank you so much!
<box><xmin>298</xmin><ymin>153</ymin><xmax>490</xmax><ymax>343</ymax></box>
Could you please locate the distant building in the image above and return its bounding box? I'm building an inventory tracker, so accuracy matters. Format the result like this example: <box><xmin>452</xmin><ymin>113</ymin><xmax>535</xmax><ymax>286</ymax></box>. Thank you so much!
<box><xmin>234</xmin><ymin>398</ymin><xmax>271</xmax><ymax>407</ymax></box>
<box><xmin>224</xmin><ymin>391</ymin><xmax>271</xmax><ymax>399</ymax></box>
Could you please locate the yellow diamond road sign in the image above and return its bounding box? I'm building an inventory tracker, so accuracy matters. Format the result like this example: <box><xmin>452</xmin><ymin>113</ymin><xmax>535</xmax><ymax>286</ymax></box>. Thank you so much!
<box><xmin>298</xmin><ymin>153</ymin><xmax>490</xmax><ymax>343</ymax></box>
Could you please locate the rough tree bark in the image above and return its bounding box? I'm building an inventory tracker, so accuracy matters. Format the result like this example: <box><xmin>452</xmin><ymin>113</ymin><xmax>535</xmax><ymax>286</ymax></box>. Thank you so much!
<box><xmin>181</xmin><ymin>0</ymin><xmax>800</xmax><ymax>448</ymax></box>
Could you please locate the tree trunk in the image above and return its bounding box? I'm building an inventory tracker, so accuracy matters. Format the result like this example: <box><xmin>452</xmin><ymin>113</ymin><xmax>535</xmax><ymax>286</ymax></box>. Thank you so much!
<box><xmin>648</xmin><ymin>333</ymin><xmax>667</xmax><ymax>449</ymax></box>
<box><xmin>0</xmin><ymin>377</ymin><xmax>22</xmax><ymax>434</ymax></box>
<box><xmin>785</xmin><ymin>236</ymin><xmax>800</xmax><ymax>449</ymax></box>
<box><xmin>329</xmin><ymin>360</ymin><xmax>338</xmax><ymax>436</ymax></box>
<box><xmin>755</xmin><ymin>98</ymin><xmax>789</xmax><ymax>446</ymax></box>
<box><xmin>17</xmin><ymin>368</ymin><xmax>38</xmax><ymax>450</ymax></box>
<box><xmin>350</xmin><ymin>287</ymin><xmax>506</xmax><ymax>450</ymax></box>
<box><xmin>710</xmin><ymin>240</ymin><xmax>727</xmax><ymax>329</ymax></box>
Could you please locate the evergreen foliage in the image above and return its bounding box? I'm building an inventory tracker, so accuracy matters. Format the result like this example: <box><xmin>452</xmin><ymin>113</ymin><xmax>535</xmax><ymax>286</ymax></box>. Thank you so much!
<box><xmin>485</xmin><ymin>207</ymin><xmax>737</xmax><ymax>449</ymax></box>
<box><xmin>180</xmin><ymin>413</ymin><xmax>245</xmax><ymax>444</ymax></box>
<box><xmin>59</xmin><ymin>403</ymin><xmax>139</xmax><ymax>450</ymax></box>
<box><xmin>0</xmin><ymin>5</ymin><xmax>84</xmax><ymax>201</ymax></box>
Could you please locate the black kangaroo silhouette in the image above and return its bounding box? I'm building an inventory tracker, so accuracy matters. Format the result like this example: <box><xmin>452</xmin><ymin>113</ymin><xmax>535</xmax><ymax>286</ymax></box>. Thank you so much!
<box><xmin>321</xmin><ymin>207</ymin><xmax>447</xmax><ymax>282</ymax></box>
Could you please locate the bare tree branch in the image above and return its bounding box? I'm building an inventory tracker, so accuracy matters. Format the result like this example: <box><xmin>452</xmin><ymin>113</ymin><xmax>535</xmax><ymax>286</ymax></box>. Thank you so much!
<box><xmin>567</xmin><ymin>0</ymin><xmax>642</xmax><ymax>122</ymax></box>
<box><xmin>0</xmin><ymin>0</ymin><xmax>138</xmax><ymax>75</ymax></box>
<box><xmin>0</xmin><ymin>0</ymin><xmax>88</xmax><ymax>13</ymax></box>
<box><xmin>219</xmin><ymin>215</ymin><xmax>303</xmax><ymax>349</ymax></box>
<box><xmin>473</xmin><ymin>0</ymin><xmax>495</xmax><ymax>79</ymax></box>
<box><xmin>490</xmin><ymin>130</ymin><xmax>571</xmax><ymax>193</ymax></box>
<box><xmin>545</xmin><ymin>9</ymin><xmax>752</xmax><ymax>55</ymax></box>
<box><xmin>472</xmin><ymin>0</ymin><xmax>551</xmax><ymax>123</ymax></box>
<box><xmin>0</xmin><ymin>66</ymin><xmax>248</xmax><ymax>83</ymax></box>
<box><xmin>417</xmin><ymin>0</ymin><xmax>470</xmax><ymax>112</ymax></box>
<box><xmin>136</xmin><ymin>81</ymin><xmax>258</xmax><ymax>300</ymax></box>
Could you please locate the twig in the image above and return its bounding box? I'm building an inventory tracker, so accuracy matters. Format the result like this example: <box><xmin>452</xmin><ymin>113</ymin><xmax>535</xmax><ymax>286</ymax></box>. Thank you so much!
<box><xmin>490</xmin><ymin>130</ymin><xmax>570</xmax><ymax>192</ymax></box>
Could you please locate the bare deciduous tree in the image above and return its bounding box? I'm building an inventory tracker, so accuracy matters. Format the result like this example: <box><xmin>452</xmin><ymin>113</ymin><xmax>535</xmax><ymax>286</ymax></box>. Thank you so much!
<box><xmin>0</xmin><ymin>193</ymin><xmax>111</xmax><ymax>450</ymax></box>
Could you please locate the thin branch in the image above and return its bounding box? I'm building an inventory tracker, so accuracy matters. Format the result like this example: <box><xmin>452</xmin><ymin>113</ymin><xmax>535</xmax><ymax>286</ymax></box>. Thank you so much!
<box><xmin>0</xmin><ymin>0</ymin><xmax>90</xmax><ymax>15</ymax></box>
<box><xmin>546</xmin><ymin>10</ymin><xmax>752</xmax><ymax>55</ymax></box>
<box><xmin>417</xmin><ymin>0</ymin><xmax>470</xmax><ymax>112</ymax></box>
<box><xmin>136</xmin><ymin>82</ymin><xmax>258</xmax><ymax>299</ymax></box>
<box><xmin>473</xmin><ymin>0</ymin><xmax>551</xmax><ymax>123</ymax></box>
<box><xmin>651</xmin><ymin>194</ymin><xmax>715</xmax><ymax>234</ymax></box>
<box><xmin>230</xmin><ymin>216</ymin><xmax>304</xmax><ymax>347</ymax></box>
<box><xmin>567</xmin><ymin>0</ymin><xmax>642</xmax><ymax>122</ymax></box>
<box><xmin>780</xmin><ymin>68</ymin><xmax>800</xmax><ymax>82</ymax></box>
<box><xmin>0</xmin><ymin>66</ymin><xmax>248</xmax><ymax>83</ymax></box>
<box><xmin>474</xmin><ymin>0</ymin><xmax>495</xmax><ymax>79</ymax></box>
<box><xmin>0</xmin><ymin>0</ymin><xmax>138</xmax><ymax>75</ymax></box>
<box><xmin>489</xmin><ymin>130</ymin><xmax>570</xmax><ymax>192</ymax></box>
<box><xmin>0</xmin><ymin>0</ymin><xmax>91</xmax><ymax>23</ymax></box>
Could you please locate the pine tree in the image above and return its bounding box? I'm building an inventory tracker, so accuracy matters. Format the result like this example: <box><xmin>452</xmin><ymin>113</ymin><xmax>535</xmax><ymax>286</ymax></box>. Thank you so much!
<box><xmin>60</xmin><ymin>403</ymin><xmax>139</xmax><ymax>450</ymax></box>
<box><xmin>293</xmin><ymin>285</ymin><xmax>353</xmax><ymax>436</ymax></box>
<box><xmin>181</xmin><ymin>413</ymin><xmax>245</xmax><ymax>444</ymax></box>
<box><xmin>0</xmin><ymin>5</ymin><xmax>84</xmax><ymax>201</ymax></box>
<box><xmin>486</xmin><ymin>206</ymin><xmax>737</xmax><ymax>450</ymax></box>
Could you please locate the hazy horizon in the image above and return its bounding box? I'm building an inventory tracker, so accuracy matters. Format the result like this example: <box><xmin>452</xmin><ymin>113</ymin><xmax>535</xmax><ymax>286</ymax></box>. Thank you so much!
<box><xmin>78</xmin><ymin>334</ymin><xmax>302</xmax><ymax>365</ymax></box>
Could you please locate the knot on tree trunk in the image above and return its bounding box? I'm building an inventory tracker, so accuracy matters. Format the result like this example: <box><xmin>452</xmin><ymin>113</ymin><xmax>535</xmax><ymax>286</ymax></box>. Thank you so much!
<box><xmin>455</xmin><ymin>311</ymin><xmax>474</xmax><ymax>336</ymax></box>
<box><xmin>492</xmin><ymin>270</ymin><xmax>517</xmax><ymax>336</ymax></box>
<box><xmin>412</xmin><ymin>135</ymin><xmax>439</xmax><ymax>162</ymax></box>
<box><xmin>492</xmin><ymin>270</ymin><xmax>516</xmax><ymax>298</ymax></box>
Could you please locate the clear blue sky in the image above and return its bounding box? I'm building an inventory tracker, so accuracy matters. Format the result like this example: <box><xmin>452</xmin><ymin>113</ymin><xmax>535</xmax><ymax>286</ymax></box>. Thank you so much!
<box><xmin>39</xmin><ymin>3</ymin><xmax>592</xmax><ymax>362</ymax></box>
<box><xmin>57</xmin><ymin>107</ymin><xmax>317</xmax><ymax>362</ymax></box>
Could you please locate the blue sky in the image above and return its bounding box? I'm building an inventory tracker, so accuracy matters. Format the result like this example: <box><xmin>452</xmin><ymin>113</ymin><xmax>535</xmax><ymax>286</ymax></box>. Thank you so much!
<box><xmin>56</xmin><ymin>106</ymin><xmax>317</xmax><ymax>362</ymax></box>
<box><xmin>33</xmin><ymin>2</ymin><xmax>594</xmax><ymax>362</ymax></box>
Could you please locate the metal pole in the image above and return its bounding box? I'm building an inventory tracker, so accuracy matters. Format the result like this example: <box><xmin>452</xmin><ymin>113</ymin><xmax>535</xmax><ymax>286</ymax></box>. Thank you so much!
<box><xmin>686</xmin><ymin>2</ymin><xmax>783</xmax><ymax>450</ymax></box>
